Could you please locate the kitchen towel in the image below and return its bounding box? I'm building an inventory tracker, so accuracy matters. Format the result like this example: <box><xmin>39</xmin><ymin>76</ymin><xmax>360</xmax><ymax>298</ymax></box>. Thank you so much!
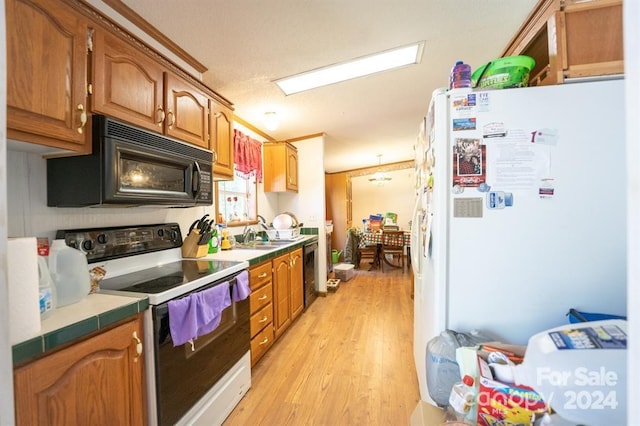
<box><xmin>8</xmin><ymin>237</ymin><xmax>42</xmax><ymax>344</ymax></box>
<box><xmin>231</xmin><ymin>270</ymin><xmax>251</xmax><ymax>302</ymax></box>
<box><xmin>168</xmin><ymin>282</ymin><xmax>231</xmax><ymax>346</ymax></box>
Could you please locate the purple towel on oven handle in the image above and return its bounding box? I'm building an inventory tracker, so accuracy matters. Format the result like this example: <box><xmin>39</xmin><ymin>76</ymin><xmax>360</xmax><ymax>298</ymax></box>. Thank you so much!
<box><xmin>168</xmin><ymin>282</ymin><xmax>232</xmax><ymax>346</ymax></box>
<box><xmin>232</xmin><ymin>270</ymin><xmax>251</xmax><ymax>302</ymax></box>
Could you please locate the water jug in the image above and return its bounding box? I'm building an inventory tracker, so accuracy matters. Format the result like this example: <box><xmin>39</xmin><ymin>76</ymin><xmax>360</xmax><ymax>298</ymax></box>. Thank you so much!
<box><xmin>449</xmin><ymin>61</ymin><xmax>472</xmax><ymax>89</ymax></box>
<box><xmin>48</xmin><ymin>239</ymin><xmax>91</xmax><ymax>307</ymax></box>
<box><xmin>38</xmin><ymin>256</ymin><xmax>57</xmax><ymax>319</ymax></box>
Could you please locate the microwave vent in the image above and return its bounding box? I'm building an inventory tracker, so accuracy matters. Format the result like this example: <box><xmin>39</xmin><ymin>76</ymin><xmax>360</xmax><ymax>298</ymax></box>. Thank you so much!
<box><xmin>104</xmin><ymin>119</ymin><xmax>212</xmax><ymax>163</ymax></box>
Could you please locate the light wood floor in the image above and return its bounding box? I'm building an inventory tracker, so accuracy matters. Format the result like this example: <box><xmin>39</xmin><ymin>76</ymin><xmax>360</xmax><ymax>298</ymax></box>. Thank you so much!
<box><xmin>224</xmin><ymin>265</ymin><xmax>419</xmax><ymax>425</ymax></box>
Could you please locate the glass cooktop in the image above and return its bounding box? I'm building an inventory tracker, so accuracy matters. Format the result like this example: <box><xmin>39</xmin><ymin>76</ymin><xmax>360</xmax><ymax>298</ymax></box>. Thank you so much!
<box><xmin>100</xmin><ymin>259</ymin><xmax>245</xmax><ymax>294</ymax></box>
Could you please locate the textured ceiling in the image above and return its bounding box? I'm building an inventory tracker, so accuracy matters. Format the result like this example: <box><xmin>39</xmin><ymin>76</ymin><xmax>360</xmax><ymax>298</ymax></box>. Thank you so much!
<box><xmin>121</xmin><ymin>0</ymin><xmax>538</xmax><ymax>173</ymax></box>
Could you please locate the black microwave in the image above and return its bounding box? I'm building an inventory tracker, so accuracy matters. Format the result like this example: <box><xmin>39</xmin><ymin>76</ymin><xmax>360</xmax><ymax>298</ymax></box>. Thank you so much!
<box><xmin>47</xmin><ymin>115</ymin><xmax>213</xmax><ymax>207</ymax></box>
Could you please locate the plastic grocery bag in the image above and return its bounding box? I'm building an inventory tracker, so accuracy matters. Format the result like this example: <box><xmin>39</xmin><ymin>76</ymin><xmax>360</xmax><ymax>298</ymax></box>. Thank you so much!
<box><xmin>425</xmin><ymin>329</ymin><xmax>490</xmax><ymax>407</ymax></box>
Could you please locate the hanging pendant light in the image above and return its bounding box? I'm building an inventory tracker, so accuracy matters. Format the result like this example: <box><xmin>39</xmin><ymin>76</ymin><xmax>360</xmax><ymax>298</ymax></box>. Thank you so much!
<box><xmin>369</xmin><ymin>154</ymin><xmax>392</xmax><ymax>185</ymax></box>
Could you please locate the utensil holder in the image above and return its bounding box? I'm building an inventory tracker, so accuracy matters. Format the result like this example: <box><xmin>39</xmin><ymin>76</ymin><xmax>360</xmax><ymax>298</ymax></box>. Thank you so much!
<box><xmin>181</xmin><ymin>232</ymin><xmax>209</xmax><ymax>258</ymax></box>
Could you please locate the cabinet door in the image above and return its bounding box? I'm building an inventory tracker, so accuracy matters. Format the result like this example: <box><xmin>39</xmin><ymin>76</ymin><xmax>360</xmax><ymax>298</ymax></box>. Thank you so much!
<box><xmin>6</xmin><ymin>0</ymin><xmax>90</xmax><ymax>151</ymax></box>
<box><xmin>557</xmin><ymin>1</ymin><xmax>623</xmax><ymax>80</ymax></box>
<box><xmin>272</xmin><ymin>254</ymin><xmax>292</xmax><ymax>339</ymax></box>
<box><xmin>210</xmin><ymin>100</ymin><xmax>235</xmax><ymax>179</ymax></box>
<box><xmin>290</xmin><ymin>248</ymin><xmax>304</xmax><ymax>321</ymax></box>
<box><xmin>286</xmin><ymin>144</ymin><xmax>299</xmax><ymax>192</ymax></box>
<box><xmin>92</xmin><ymin>30</ymin><xmax>165</xmax><ymax>133</ymax></box>
<box><xmin>165</xmin><ymin>73</ymin><xmax>210</xmax><ymax>148</ymax></box>
<box><xmin>14</xmin><ymin>317</ymin><xmax>146</xmax><ymax>426</ymax></box>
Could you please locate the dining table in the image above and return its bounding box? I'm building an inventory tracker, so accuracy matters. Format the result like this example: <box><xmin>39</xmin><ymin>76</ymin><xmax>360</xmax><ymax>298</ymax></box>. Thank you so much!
<box><xmin>359</xmin><ymin>230</ymin><xmax>411</xmax><ymax>270</ymax></box>
<box><xmin>359</xmin><ymin>230</ymin><xmax>411</xmax><ymax>247</ymax></box>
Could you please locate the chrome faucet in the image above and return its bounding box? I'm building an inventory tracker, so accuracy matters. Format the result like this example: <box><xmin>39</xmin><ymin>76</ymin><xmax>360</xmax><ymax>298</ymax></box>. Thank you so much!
<box><xmin>242</xmin><ymin>225</ymin><xmax>256</xmax><ymax>245</ymax></box>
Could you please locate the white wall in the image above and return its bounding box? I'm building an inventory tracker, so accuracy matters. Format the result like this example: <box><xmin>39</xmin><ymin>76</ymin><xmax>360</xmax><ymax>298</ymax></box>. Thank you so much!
<box><xmin>352</xmin><ymin>168</ymin><xmax>414</xmax><ymax>231</ymax></box>
<box><xmin>624</xmin><ymin>1</ymin><xmax>640</xmax><ymax>421</ymax></box>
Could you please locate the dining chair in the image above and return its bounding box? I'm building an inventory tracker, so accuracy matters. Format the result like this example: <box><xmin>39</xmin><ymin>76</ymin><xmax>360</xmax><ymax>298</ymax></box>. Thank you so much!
<box><xmin>380</xmin><ymin>230</ymin><xmax>405</xmax><ymax>272</ymax></box>
<box><xmin>356</xmin><ymin>234</ymin><xmax>380</xmax><ymax>271</ymax></box>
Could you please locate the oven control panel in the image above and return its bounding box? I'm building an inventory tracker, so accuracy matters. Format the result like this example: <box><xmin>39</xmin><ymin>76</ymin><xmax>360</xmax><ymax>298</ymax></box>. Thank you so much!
<box><xmin>55</xmin><ymin>223</ymin><xmax>182</xmax><ymax>263</ymax></box>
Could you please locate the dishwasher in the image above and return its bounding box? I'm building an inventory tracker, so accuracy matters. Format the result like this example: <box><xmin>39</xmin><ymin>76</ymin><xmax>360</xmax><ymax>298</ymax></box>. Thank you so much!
<box><xmin>303</xmin><ymin>241</ymin><xmax>318</xmax><ymax>308</ymax></box>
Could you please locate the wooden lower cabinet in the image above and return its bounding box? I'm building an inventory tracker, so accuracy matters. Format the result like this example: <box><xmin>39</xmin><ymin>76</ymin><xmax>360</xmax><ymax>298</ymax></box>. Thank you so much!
<box><xmin>289</xmin><ymin>248</ymin><xmax>304</xmax><ymax>321</ymax></box>
<box><xmin>273</xmin><ymin>248</ymin><xmax>304</xmax><ymax>339</ymax></box>
<box><xmin>249</xmin><ymin>261</ymin><xmax>274</xmax><ymax>366</ymax></box>
<box><xmin>249</xmin><ymin>247</ymin><xmax>305</xmax><ymax>364</ymax></box>
<box><xmin>13</xmin><ymin>315</ymin><xmax>146</xmax><ymax>425</ymax></box>
<box><xmin>250</xmin><ymin>325</ymin><xmax>275</xmax><ymax>367</ymax></box>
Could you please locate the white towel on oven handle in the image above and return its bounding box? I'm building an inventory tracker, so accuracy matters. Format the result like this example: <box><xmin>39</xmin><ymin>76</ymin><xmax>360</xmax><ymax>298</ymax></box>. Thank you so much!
<box><xmin>168</xmin><ymin>282</ymin><xmax>231</xmax><ymax>346</ymax></box>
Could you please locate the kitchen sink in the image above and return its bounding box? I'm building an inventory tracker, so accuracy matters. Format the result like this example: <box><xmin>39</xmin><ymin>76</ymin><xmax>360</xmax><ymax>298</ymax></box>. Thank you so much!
<box><xmin>234</xmin><ymin>243</ymin><xmax>283</xmax><ymax>250</ymax></box>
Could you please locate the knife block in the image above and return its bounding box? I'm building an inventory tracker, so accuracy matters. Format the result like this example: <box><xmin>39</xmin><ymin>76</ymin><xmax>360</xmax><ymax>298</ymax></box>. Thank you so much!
<box><xmin>181</xmin><ymin>232</ymin><xmax>209</xmax><ymax>259</ymax></box>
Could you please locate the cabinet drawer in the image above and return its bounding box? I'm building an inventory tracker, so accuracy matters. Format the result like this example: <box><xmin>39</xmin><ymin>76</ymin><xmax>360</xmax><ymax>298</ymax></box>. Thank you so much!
<box><xmin>250</xmin><ymin>303</ymin><xmax>273</xmax><ymax>338</ymax></box>
<box><xmin>250</xmin><ymin>262</ymin><xmax>272</xmax><ymax>291</ymax></box>
<box><xmin>249</xmin><ymin>282</ymin><xmax>272</xmax><ymax>315</ymax></box>
<box><xmin>250</xmin><ymin>325</ymin><xmax>274</xmax><ymax>366</ymax></box>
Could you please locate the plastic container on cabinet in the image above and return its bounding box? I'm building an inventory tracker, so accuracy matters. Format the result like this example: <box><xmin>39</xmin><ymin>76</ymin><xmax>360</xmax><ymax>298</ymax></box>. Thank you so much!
<box><xmin>512</xmin><ymin>320</ymin><xmax>627</xmax><ymax>426</ymax></box>
<box><xmin>38</xmin><ymin>256</ymin><xmax>57</xmax><ymax>319</ymax></box>
<box><xmin>448</xmin><ymin>375</ymin><xmax>475</xmax><ymax>421</ymax></box>
<box><xmin>449</xmin><ymin>61</ymin><xmax>472</xmax><ymax>89</ymax></box>
<box><xmin>48</xmin><ymin>239</ymin><xmax>91</xmax><ymax>307</ymax></box>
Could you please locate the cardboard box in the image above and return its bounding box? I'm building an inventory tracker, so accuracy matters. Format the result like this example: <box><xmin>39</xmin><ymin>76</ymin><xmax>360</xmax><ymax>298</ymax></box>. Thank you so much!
<box><xmin>475</xmin><ymin>355</ymin><xmax>546</xmax><ymax>426</ymax></box>
<box><xmin>334</xmin><ymin>263</ymin><xmax>355</xmax><ymax>281</ymax></box>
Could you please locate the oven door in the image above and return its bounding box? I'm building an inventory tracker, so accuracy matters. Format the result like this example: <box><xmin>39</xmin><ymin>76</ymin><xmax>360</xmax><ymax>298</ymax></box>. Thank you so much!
<box><xmin>152</xmin><ymin>281</ymin><xmax>249</xmax><ymax>426</ymax></box>
<box><xmin>103</xmin><ymin>137</ymin><xmax>212</xmax><ymax>205</ymax></box>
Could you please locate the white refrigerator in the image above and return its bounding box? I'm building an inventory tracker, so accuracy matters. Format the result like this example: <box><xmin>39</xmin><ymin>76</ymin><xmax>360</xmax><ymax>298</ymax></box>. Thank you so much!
<box><xmin>410</xmin><ymin>79</ymin><xmax>627</xmax><ymax>402</ymax></box>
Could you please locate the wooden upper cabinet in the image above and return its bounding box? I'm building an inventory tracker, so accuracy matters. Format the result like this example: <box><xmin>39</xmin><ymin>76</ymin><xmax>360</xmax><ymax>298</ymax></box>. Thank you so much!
<box><xmin>165</xmin><ymin>73</ymin><xmax>210</xmax><ymax>149</ymax></box>
<box><xmin>286</xmin><ymin>144</ymin><xmax>299</xmax><ymax>191</ymax></box>
<box><xmin>91</xmin><ymin>29</ymin><xmax>165</xmax><ymax>133</ymax></box>
<box><xmin>92</xmin><ymin>32</ymin><xmax>210</xmax><ymax>149</ymax></box>
<box><xmin>502</xmin><ymin>0</ymin><xmax>623</xmax><ymax>86</ymax></box>
<box><xmin>6</xmin><ymin>0</ymin><xmax>91</xmax><ymax>152</ymax></box>
<box><xmin>14</xmin><ymin>316</ymin><xmax>146</xmax><ymax>425</ymax></box>
<box><xmin>210</xmin><ymin>100</ymin><xmax>235</xmax><ymax>179</ymax></box>
<box><xmin>8</xmin><ymin>0</ymin><xmax>234</xmax><ymax>153</ymax></box>
<box><xmin>263</xmin><ymin>142</ymin><xmax>299</xmax><ymax>193</ymax></box>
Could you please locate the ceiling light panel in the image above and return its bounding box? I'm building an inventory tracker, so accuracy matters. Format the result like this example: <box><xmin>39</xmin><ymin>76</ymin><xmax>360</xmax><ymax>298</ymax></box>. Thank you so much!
<box><xmin>275</xmin><ymin>42</ymin><xmax>424</xmax><ymax>95</ymax></box>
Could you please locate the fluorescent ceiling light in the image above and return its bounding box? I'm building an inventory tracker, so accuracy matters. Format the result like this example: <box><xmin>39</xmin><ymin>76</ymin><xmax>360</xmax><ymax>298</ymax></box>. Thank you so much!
<box><xmin>274</xmin><ymin>42</ymin><xmax>424</xmax><ymax>95</ymax></box>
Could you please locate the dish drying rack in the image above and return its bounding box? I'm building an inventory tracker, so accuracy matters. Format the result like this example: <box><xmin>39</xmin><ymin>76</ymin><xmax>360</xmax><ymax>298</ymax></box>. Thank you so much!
<box><xmin>266</xmin><ymin>228</ymin><xmax>300</xmax><ymax>241</ymax></box>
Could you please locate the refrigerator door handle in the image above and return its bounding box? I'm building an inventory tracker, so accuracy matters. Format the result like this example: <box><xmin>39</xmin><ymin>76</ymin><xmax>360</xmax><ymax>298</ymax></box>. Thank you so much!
<box><xmin>410</xmin><ymin>190</ymin><xmax>422</xmax><ymax>276</ymax></box>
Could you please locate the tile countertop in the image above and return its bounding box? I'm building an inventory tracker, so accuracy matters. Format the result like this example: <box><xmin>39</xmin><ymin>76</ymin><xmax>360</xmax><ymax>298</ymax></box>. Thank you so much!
<box><xmin>12</xmin><ymin>233</ymin><xmax>319</xmax><ymax>366</ymax></box>
<box><xmin>12</xmin><ymin>293</ymin><xmax>149</xmax><ymax>366</ymax></box>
